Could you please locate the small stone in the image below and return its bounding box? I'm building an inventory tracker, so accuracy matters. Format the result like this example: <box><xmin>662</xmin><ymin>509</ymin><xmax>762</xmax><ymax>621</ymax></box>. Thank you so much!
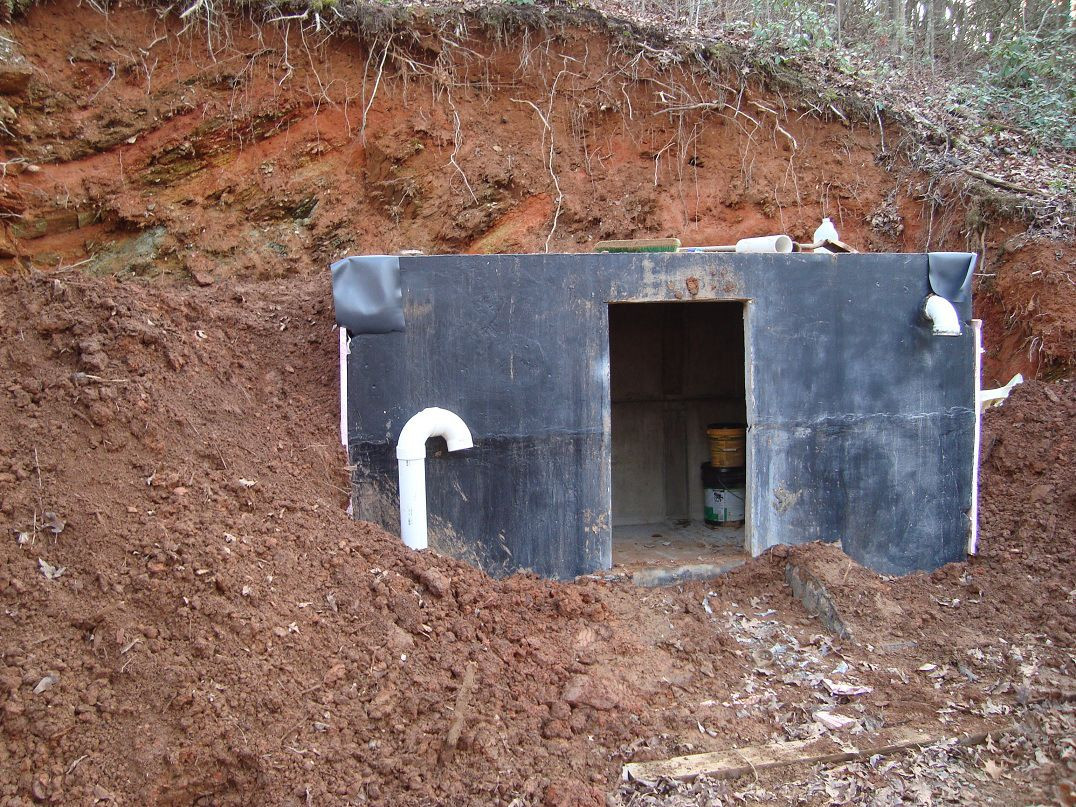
<box><xmin>323</xmin><ymin>663</ymin><xmax>347</xmax><ymax>685</ymax></box>
<box><xmin>31</xmin><ymin>773</ymin><xmax>49</xmax><ymax>802</ymax></box>
<box><xmin>540</xmin><ymin>719</ymin><xmax>573</xmax><ymax>740</ymax></box>
<box><xmin>32</xmin><ymin>674</ymin><xmax>58</xmax><ymax>694</ymax></box>
<box><xmin>560</xmin><ymin>674</ymin><xmax>633</xmax><ymax>712</ymax></box>
<box><xmin>0</xmin><ymin>59</ymin><xmax>33</xmax><ymax>96</ymax></box>
<box><xmin>418</xmin><ymin>567</ymin><xmax>451</xmax><ymax>598</ymax></box>
<box><xmin>387</xmin><ymin>625</ymin><xmax>414</xmax><ymax>653</ymax></box>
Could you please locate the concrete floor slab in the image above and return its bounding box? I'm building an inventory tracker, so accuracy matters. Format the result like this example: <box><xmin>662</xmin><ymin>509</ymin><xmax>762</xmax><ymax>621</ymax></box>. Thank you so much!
<box><xmin>609</xmin><ymin>520</ymin><xmax>748</xmax><ymax>578</ymax></box>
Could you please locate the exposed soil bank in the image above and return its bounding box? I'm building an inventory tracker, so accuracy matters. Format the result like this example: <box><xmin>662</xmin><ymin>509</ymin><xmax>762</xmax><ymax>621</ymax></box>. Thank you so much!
<box><xmin>0</xmin><ymin>2</ymin><xmax>1072</xmax><ymax>379</ymax></box>
<box><xmin>0</xmin><ymin>3</ymin><xmax>1072</xmax><ymax>805</ymax></box>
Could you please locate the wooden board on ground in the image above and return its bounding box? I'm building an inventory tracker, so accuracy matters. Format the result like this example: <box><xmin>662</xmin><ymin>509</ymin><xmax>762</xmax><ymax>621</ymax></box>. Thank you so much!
<box><xmin>622</xmin><ymin>724</ymin><xmax>1006</xmax><ymax>784</ymax></box>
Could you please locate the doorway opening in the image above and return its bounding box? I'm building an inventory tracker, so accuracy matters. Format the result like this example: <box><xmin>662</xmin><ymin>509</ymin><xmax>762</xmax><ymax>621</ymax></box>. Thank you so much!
<box><xmin>608</xmin><ymin>301</ymin><xmax>749</xmax><ymax>576</ymax></box>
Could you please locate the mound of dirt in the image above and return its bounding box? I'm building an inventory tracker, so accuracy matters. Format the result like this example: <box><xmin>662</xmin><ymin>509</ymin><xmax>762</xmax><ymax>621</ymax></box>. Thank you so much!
<box><xmin>0</xmin><ymin>272</ymin><xmax>627</xmax><ymax>805</ymax></box>
<box><xmin>2</xmin><ymin>271</ymin><xmax>1070</xmax><ymax>805</ymax></box>
<box><xmin>0</xmin><ymin>2</ymin><xmax>1073</xmax><ymax>804</ymax></box>
<box><xmin>974</xmin><ymin>379</ymin><xmax>1076</xmax><ymax>639</ymax></box>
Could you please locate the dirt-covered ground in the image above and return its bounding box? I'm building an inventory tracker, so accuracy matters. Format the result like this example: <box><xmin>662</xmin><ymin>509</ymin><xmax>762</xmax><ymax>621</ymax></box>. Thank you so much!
<box><xmin>0</xmin><ymin>3</ymin><xmax>1073</xmax><ymax>805</ymax></box>
<box><xmin>0</xmin><ymin>268</ymin><xmax>1072</xmax><ymax>806</ymax></box>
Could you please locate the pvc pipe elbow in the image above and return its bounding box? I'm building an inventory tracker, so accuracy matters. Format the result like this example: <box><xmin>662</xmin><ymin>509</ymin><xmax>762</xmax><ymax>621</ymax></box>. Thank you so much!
<box><xmin>396</xmin><ymin>407</ymin><xmax>474</xmax><ymax>460</ymax></box>
<box><xmin>923</xmin><ymin>294</ymin><xmax>961</xmax><ymax>337</ymax></box>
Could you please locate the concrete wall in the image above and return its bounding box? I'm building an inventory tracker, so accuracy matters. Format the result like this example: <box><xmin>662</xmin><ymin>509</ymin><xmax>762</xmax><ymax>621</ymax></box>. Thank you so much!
<box><xmin>345</xmin><ymin>251</ymin><xmax>976</xmax><ymax>579</ymax></box>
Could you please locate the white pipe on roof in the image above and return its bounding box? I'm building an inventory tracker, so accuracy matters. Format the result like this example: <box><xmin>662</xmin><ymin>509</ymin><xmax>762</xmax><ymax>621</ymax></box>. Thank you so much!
<box><xmin>678</xmin><ymin>235</ymin><xmax>794</xmax><ymax>253</ymax></box>
<box><xmin>736</xmin><ymin>235</ymin><xmax>794</xmax><ymax>253</ymax></box>
<box><xmin>397</xmin><ymin>408</ymin><xmax>474</xmax><ymax>551</ymax></box>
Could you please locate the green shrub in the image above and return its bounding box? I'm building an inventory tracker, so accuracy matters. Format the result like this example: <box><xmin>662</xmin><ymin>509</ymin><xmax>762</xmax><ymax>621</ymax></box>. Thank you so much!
<box><xmin>974</xmin><ymin>28</ymin><xmax>1076</xmax><ymax>149</ymax></box>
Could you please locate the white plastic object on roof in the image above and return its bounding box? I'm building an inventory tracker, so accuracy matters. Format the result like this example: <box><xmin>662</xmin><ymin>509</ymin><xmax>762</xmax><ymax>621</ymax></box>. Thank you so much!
<box><xmin>813</xmin><ymin>218</ymin><xmax>840</xmax><ymax>253</ymax></box>
<box><xmin>814</xmin><ymin>217</ymin><xmax>839</xmax><ymax>243</ymax></box>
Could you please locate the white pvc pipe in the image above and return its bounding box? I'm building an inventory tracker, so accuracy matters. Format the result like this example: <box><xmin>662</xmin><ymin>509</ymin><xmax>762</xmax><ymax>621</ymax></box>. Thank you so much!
<box><xmin>979</xmin><ymin>373</ymin><xmax>1023</xmax><ymax>408</ymax></box>
<box><xmin>923</xmin><ymin>294</ymin><xmax>962</xmax><ymax>336</ymax></box>
<box><xmin>969</xmin><ymin>319</ymin><xmax>982</xmax><ymax>555</ymax></box>
<box><xmin>397</xmin><ymin>408</ymin><xmax>473</xmax><ymax>550</ymax></box>
<box><xmin>735</xmin><ymin>235</ymin><xmax>794</xmax><ymax>254</ymax></box>
<box><xmin>398</xmin><ymin>458</ymin><xmax>428</xmax><ymax>549</ymax></box>
<box><xmin>338</xmin><ymin>327</ymin><xmax>350</xmax><ymax>449</ymax></box>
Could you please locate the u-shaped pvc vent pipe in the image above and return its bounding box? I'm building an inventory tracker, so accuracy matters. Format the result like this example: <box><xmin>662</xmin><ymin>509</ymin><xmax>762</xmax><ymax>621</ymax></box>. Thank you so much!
<box><xmin>922</xmin><ymin>294</ymin><xmax>962</xmax><ymax>337</ymax></box>
<box><xmin>397</xmin><ymin>408</ymin><xmax>473</xmax><ymax>551</ymax></box>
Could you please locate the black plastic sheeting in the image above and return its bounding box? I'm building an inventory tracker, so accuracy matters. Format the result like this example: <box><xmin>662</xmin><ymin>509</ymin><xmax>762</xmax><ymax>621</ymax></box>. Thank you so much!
<box><xmin>340</xmin><ymin>251</ymin><xmax>977</xmax><ymax>580</ymax></box>
<box><xmin>927</xmin><ymin>251</ymin><xmax>977</xmax><ymax>302</ymax></box>
<box><xmin>330</xmin><ymin>255</ymin><xmax>405</xmax><ymax>334</ymax></box>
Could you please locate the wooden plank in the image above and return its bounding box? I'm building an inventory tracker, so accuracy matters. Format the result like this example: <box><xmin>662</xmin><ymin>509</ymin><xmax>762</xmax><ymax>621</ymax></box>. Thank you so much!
<box><xmin>622</xmin><ymin>724</ymin><xmax>1005</xmax><ymax>783</ymax></box>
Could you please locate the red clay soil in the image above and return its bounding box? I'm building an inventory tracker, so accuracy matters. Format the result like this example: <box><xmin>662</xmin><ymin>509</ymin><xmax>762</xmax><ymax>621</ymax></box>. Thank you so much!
<box><xmin>0</xmin><ymin>270</ymin><xmax>1072</xmax><ymax>806</ymax></box>
<box><xmin>0</xmin><ymin>1</ymin><xmax>924</xmax><ymax>266</ymax></box>
<box><xmin>0</xmin><ymin>3</ymin><xmax>1073</xmax><ymax>806</ymax></box>
<box><xmin>1</xmin><ymin>2</ymin><xmax>1071</xmax><ymax>381</ymax></box>
<box><xmin>980</xmin><ymin>238</ymin><xmax>1076</xmax><ymax>382</ymax></box>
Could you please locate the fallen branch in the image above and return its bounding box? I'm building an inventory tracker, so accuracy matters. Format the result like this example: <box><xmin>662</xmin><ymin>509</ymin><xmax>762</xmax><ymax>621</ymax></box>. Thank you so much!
<box><xmin>963</xmin><ymin>168</ymin><xmax>1041</xmax><ymax>197</ymax></box>
<box><xmin>440</xmin><ymin>662</ymin><xmax>476</xmax><ymax>764</ymax></box>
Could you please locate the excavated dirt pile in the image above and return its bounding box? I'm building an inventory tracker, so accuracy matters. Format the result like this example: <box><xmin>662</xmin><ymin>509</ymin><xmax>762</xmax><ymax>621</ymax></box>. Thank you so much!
<box><xmin>0</xmin><ymin>2</ymin><xmax>1073</xmax><ymax>805</ymax></box>
<box><xmin>0</xmin><ymin>272</ymin><xmax>1073</xmax><ymax>806</ymax></box>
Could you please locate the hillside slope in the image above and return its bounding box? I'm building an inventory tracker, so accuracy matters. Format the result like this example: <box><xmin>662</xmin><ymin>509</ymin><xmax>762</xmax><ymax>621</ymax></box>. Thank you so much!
<box><xmin>0</xmin><ymin>1</ymin><xmax>1072</xmax><ymax>377</ymax></box>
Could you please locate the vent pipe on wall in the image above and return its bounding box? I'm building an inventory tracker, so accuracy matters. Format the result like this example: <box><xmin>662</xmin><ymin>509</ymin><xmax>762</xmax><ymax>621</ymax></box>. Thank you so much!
<box><xmin>397</xmin><ymin>408</ymin><xmax>474</xmax><ymax>551</ymax></box>
<box><xmin>339</xmin><ymin>327</ymin><xmax>350</xmax><ymax>449</ymax></box>
<box><xmin>922</xmin><ymin>294</ymin><xmax>962</xmax><ymax>337</ymax></box>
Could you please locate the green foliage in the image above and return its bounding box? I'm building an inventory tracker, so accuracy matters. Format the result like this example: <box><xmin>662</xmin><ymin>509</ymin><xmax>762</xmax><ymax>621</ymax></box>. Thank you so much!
<box><xmin>974</xmin><ymin>28</ymin><xmax>1076</xmax><ymax>149</ymax></box>
<box><xmin>0</xmin><ymin>0</ymin><xmax>33</xmax><ymax>19</ymax></box>
<box><xmin>724</xmin><ymin>0</ymin><xmax>1073</xmax><ymax>150</ymax></box>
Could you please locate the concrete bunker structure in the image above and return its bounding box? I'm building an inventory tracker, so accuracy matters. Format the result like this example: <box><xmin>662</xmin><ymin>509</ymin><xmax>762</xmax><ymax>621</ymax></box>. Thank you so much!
<box><xmin>334</xmin><ymin>250</ymin><xmax>977</xmax><ymax>580</ymax></box>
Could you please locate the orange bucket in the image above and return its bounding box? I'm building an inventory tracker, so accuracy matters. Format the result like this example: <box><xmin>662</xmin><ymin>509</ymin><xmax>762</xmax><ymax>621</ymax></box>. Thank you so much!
<box><xmin>706</xmin><ymin>424</ymin><xmax>745</xmax><ymax>468</ymax></box>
